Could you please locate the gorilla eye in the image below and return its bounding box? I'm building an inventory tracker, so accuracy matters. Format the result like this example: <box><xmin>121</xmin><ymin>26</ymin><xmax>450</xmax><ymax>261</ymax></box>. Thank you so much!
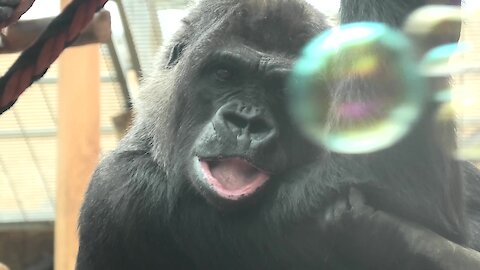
<box><xmin>214</xmin><ymin>68</ymin><xmax>234</xmax><ymax>82</ymax></box>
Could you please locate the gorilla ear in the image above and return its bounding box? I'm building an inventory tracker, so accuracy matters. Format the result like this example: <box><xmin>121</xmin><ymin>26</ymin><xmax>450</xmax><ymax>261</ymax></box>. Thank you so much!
<box><xmin>166</xmin><ymin>43</ymin><xmax>186</xmax><ymax>68</ymax></box>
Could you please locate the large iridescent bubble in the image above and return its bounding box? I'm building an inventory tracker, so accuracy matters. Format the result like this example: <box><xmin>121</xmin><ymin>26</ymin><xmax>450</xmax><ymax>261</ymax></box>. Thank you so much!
<box><xmin>288</xmin><ymin>22</ymin><xmax>428</xmax><ymax>154</ymax></box>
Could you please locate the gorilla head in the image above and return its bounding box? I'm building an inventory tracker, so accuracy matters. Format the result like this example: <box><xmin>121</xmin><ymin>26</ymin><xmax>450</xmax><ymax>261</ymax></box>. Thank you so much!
<box><xmin>136</xmin><ymin>0</ymin><xmax>329</xmax><ymax>206</ymax></box>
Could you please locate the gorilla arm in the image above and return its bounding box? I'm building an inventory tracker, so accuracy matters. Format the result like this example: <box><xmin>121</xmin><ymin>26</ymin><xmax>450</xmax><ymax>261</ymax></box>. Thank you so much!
<box><xmin>323</xmin><ymin>188</ymin><xmax>480</xmax><ymax>270</ymax></box>
<box><xmin>76</xmin><ymin>131</ymin><xmax>196</xmax><ymax>270</ymax></box>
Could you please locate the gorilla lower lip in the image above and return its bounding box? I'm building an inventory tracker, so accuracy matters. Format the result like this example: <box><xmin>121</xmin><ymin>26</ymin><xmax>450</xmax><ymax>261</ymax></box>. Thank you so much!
<box><xmin>199</xmin><ymin>158</ymin><xmax>270</xmax><ymax>200</ymax></box>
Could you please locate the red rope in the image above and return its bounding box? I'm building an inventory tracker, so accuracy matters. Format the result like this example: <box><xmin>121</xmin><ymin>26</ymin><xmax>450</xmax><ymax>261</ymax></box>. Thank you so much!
<box><xmin>0</xmin><ymin>0</ymin><xmax>108</xmax><ymax>113</ymax></box>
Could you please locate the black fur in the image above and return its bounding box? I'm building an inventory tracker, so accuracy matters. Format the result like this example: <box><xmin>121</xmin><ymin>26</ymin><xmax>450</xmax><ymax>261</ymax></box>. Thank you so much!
<box><xmin>340</xmin><ymin>0</ymin><xmax>426</xmax><ymax>26</ymax></box>
<box><xmin>76</xmin><ymin>0</ymin><xmax>480</xmax><ymax>269</ymax></box>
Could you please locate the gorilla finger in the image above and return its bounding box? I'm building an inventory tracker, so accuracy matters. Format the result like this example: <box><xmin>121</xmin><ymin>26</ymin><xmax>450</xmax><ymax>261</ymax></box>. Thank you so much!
<box><xmin>347</xmin><ymin>187</ymin><xmax>378</xmax><ymax>219</ymax></box>
<box><xmin>333</xmin><ymin>198</ymin><xmax>348</xmax><ymax>220</ymax></box>
<box><xmin>348</xmin><ymin>187</ymin><xmax>365</xmax><ymax>209</ymax></box>
<box><xmin>323</xmin><ymin>206</ymin><xmax>334</xmax><ymax>224</ymax></box>
<box><xmin>322</xmin><ymin>198</ymin><xmax>348</xmax><ymax>225</ymax></box>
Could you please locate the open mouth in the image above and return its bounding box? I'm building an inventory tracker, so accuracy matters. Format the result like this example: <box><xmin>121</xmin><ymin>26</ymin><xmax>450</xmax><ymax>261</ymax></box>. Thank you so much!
<box><xmin>197</xmin><ymin>157</ymin><xmax>270</xmax><ymax>200</ymax></box>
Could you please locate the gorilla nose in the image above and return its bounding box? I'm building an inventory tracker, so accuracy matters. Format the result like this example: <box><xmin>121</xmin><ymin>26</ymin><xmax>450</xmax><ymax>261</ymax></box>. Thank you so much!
<box><xmin>217</xmin><ymin>102</ymin><xmax>277</xmax><ymax>143</ymax></box>
<box><xmin>224</xmin><ymin>112</ymin><xmax>271</xmax><ymax>134</ymax></box>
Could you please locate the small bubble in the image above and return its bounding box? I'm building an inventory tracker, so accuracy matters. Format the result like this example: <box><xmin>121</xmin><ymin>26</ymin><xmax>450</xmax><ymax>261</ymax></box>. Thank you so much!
<box><xmin>420</xmin><ymin>43</ymin><xmax>473</xmax><ymax>76</ymax></box>
<box><xmin>404</xmin><ymin>5</ymin><xmax>462</xmax><ymax>50</ymax></box>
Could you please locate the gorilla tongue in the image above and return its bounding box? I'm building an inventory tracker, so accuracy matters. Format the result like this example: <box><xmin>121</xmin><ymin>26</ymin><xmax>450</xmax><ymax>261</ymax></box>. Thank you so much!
<box><xmin>202</xmin><ymin>158</ymin><xmax>270</xmax><ymax>200</ymax></box>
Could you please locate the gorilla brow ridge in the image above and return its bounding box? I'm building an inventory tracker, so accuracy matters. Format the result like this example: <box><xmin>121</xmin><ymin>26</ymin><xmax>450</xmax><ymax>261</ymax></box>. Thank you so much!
<box><xmin>175</xmin><ymin>0</ymin><xmax>329</xmax><ymax>57</ymax></box>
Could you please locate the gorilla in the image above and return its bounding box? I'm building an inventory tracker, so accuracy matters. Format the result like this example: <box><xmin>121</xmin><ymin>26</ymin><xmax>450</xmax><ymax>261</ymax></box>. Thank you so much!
<box><xmin>76</xmin><ymin>0</ymin><xmax>480</xmax><ymax>269</ymax></box>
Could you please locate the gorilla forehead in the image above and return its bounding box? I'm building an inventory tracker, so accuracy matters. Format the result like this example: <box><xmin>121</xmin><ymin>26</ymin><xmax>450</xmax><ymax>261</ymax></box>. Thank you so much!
<box><xmin>177</xmin><ymin>0</ymin><xmax>329</xmax><ymax>56</ymax></box>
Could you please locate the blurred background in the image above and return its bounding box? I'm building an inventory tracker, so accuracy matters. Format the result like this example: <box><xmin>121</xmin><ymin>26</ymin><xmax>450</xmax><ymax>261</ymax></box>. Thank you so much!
<box><xmin>0</xmin><ymin>0</ymin><xmax>478</xmax><ymax>269</ymax></box>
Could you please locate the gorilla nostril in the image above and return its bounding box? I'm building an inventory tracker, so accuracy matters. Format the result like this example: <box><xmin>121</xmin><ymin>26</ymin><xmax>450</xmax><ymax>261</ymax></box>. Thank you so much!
<box><xmin>224</xmin><ymin>112</ymin><xmax>249</xmax><ymax>129</ymax></box>
<box><xmin>223</xmin><ymin>111</ymin><xmax>273</xmax><ymax>136</ymax></box>
<box><xmin>250</xmin><ymin>119</ymin><xmax>271</xmax><ymax>134</ymax></box>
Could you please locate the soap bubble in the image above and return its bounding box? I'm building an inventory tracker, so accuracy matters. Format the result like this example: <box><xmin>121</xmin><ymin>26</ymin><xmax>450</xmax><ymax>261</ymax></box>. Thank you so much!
<box><xmin>420</xmin><ymin>43</ymin><xmax>474</xmax><ymax>77</ymax></box>
<box><xmin>288</xmin><ymin>22</ymin><xmax>427</xmax><ymax>154</ymax></box>
<box><xmin>404</xmin><ymin>5</ymin><xmax>462</xmax><ymax>53</ymax></box>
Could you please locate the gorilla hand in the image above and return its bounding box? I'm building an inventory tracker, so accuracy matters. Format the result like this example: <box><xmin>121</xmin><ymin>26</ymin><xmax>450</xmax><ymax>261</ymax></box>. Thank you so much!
<box><xmin>321</xmin><ymin>188</ymin><xmax>480</xmax><ymax>270</ymax></box>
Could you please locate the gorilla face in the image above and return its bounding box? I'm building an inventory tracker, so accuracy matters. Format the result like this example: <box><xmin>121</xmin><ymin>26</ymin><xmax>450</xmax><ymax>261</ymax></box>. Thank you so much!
<box><xmin>189</xmin><ymin>46</ymin><xmax>293</xmax><ymax>201</ymax></box>
<box><xmin>140</xmin><ymin>1</ymin><xmax>329</xmax><ymax>206</ymax></box>
<box><xmin>185</xmin><ymin>43</ymin><xmax>323</xmax><ymax>204</ymax></box>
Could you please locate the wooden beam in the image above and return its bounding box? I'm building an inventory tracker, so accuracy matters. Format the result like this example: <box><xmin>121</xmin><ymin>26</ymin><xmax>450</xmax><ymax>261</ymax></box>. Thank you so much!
<box><xmin>55</xmin><ymin>45</ymin><xmax>100</xmax><ymax>270</ymax></box>
<box><xmin>0</xmin><ymin>10</ymin><xmax>111</xmax><ymax>53</ymax></box>
<box><xmin>55</xmin><ymin>1</ymin><xmax>101</xmax><ymax>269</ymax></box>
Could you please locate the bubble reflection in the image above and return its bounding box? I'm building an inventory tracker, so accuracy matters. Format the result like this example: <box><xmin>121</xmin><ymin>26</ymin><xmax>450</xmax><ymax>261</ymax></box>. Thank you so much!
<box><xmin>289</xmin><ymin>23</ymin><xmax>427</xmax><ymax>154</ymax></box>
